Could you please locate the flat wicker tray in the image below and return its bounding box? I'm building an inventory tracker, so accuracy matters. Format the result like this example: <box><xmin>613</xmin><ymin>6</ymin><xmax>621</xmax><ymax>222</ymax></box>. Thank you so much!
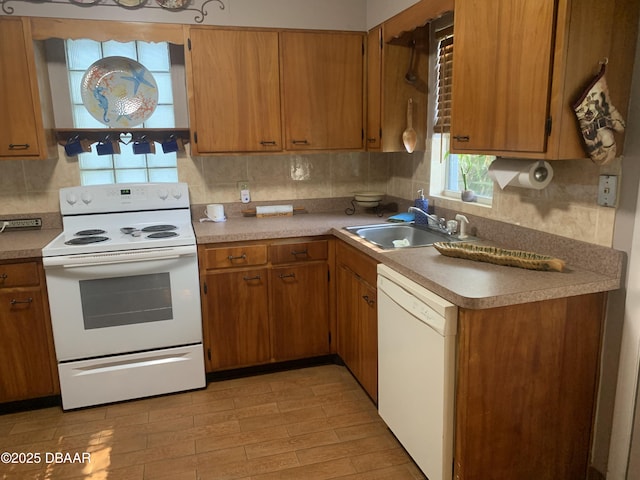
<box><xmin>432</xmin><ymin>242</ymin><xmax>565</xmax><ymax>272</ymax></box>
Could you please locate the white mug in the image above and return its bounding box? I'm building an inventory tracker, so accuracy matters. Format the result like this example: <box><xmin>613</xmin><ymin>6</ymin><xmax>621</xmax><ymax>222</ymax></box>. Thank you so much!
<box><xmin>205</xmin><ymin>203</ymin><xmax>225</xmax><ymax>221</ymax></box>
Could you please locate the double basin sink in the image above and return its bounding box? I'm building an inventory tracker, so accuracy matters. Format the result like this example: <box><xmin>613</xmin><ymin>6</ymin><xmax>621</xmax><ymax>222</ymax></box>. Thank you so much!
<box><xmin>344</xmin><ymin>223</ymin><xmax>462</xmax><ymax>250</ymax></box>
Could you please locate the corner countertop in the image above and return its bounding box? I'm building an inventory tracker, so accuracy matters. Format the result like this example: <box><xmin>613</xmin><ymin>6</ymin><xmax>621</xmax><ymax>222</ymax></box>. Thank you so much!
<box><xmin>0</xmin><ymin>228</ymin><xmax>61</xmax><ymax>261</ymax></box>
<box><xmin>0</xmin><ymin>211</ymin><xmax>622</xmax><ymax>310</ymax></box>
<box><xmin>194</xmin><ymin>211</ymin><xmax>624</xmax><ymax>310</ymax></box>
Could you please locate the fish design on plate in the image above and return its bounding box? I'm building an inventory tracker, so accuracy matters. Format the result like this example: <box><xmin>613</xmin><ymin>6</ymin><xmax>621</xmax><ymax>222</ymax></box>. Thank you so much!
<box><xmin>156</xmin><ymin>0</ymin><xmax>190</xmax><ymax>9</ymax></box>
<box><xmin>80</xmin><ymin>56</ymin><xmax>158</xmax><ymax>128</ymax></box>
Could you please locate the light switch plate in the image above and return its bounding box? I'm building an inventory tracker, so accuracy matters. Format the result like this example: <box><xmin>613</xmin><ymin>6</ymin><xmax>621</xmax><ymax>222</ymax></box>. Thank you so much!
<box><xmin>598</xmin><ymin>175</ymin><xmax>618</xmax><ymax>207</ymax></box>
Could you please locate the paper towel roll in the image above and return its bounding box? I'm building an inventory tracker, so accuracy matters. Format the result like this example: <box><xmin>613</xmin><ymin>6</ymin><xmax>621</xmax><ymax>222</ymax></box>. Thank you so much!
<box><xmin>488</xmin><ymin>159</ymin><xmax>553</xmax><ymax>190</ymax></box>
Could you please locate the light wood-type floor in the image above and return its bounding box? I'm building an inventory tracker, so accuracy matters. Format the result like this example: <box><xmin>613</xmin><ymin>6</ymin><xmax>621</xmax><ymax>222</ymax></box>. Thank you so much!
<box><xmin>0</xmin><ymin>365</ymin><xmax>426</xmax><ymax>479</ymax></box>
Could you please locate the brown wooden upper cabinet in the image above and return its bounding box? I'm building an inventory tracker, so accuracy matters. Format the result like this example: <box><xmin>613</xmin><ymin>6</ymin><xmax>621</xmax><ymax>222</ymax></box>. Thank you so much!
<box><xmin>0</xmin><ymin>17</ymin><xmax>53</xmax><ymax>160</ymax></box>
<box><xmin>367</xmin><ymin>0</ymin><xmax>452</xmax><ymax>152</ymax></box>
<box><xmin>187</xmin><ymin>28</ymin><xmax>282</xmax><ymax>154</ymax></box>
<box><xmin>280</xmin><ymin>31</ymin><xmax>364</xmax><ymax>151</ymax></box>
<box><xmin>451</xmin><ymin>0</ymin><xmax>639</xmax><ymax>159</ymax></box>
<box><xmin>187</xmin><ymin>28</ymin><xmax>365</xmax><ymax>154</ymax></box>
<box><xmin>366</xmin><ymin>25</ymin><xmax>429</xmax><ymax>152</ymax></box>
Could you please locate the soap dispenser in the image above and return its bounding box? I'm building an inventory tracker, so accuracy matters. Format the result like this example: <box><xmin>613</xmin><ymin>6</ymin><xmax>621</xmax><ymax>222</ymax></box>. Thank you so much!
<box><xmin>414</xmin><ymin>189</ymin><xmax>429</xmax><ymax>225</ymax></box>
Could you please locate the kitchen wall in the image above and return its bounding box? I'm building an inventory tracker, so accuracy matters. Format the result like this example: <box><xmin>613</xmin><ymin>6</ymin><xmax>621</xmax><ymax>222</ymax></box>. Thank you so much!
<box><xmin>386</xmin><ymin>150</ymin><xmax>620</xmax><ymax>247</ymax></box>
<box><xmin>0</xmin><ymin>0</ymin><xmax>624</xmax><ymax>248</ymax></box>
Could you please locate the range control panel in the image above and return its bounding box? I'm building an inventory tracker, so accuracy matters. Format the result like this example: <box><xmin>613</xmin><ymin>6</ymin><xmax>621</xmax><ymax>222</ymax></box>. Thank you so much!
<box><xmin>59</xmin><ymin>183</ymin><xmax>190</xmax><ymax>215</ymax></box>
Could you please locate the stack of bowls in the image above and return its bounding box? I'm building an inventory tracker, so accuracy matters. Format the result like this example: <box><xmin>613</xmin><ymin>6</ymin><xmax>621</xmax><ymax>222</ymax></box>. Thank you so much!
<box><xmin>353</xmin><ymin>192</ymin><xmax>384</xmax><ymax>208</ymax></box>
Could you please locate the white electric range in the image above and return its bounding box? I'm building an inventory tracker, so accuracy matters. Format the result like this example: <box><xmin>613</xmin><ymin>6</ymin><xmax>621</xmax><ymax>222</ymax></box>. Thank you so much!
<box><xmin>42</xmin><ymin>183</ymin><xmax>205</xmax><ymax>410</ymax></box>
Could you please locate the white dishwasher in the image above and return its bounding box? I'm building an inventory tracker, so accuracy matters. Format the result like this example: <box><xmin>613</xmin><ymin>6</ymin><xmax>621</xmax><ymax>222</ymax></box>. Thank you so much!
<box><xmin>377</xmin><ymin>264</ymin><xmax>457</xmax><ymax>480</ymax></box>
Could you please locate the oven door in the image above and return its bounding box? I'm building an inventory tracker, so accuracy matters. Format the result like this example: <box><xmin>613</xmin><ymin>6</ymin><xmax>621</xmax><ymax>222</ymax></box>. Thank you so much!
<box><xmin>43</xmin><ymin>245</ymin><xmax>202</xmax><ymax>362</ymax></box>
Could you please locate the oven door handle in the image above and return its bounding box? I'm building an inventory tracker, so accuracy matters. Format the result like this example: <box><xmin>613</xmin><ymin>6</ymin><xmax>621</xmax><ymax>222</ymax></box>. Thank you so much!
<box><xmin>43</xmin><ymin>246</ymin><xmax>197</xmax><ymax>268</ymax></box>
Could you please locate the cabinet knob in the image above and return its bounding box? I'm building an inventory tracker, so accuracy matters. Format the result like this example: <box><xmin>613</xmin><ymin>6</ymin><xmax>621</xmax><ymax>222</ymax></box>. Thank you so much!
<box><xmin>243</xmin><ymin>275</ymin><xmax>261</xmax><ymax>281</ymax></box>
<box><xmin>8</xmin><ymin>143</ymin><xmax>30</xmax><ymax>150</ymax></box>
<box><xmin>278</xmin><ymin>273</ymin><xmax>296</xmax><ymax>279</ymax></box>
<box><xmin>290</xmin><ymin>249</ymin><xmax>308</xmax><ymax>257</ymax></box>
<box><xmin>362</xmin><ymin>295</ymin><xmax>375</xmax><ymax>306</ymax></box>
<box><xmin>0</xmin><ymin>273</ymin><xmax>7</xmax><ymax>280</ymax></box>
<box><xmin>227</xmin><ymin>253</ymin><xmax>247</xmax><ymax>261</ymax></box>
<box><xmin>453</xmin><ymin>135</ymin><xmax>470</xmax><ymax>142</ymax></box>
<box><xmin>260</xmin><ymin>140</ymin><xmax>277</xmax><ymax>146</ymax></box>
<box><xmin>291</xmin><ymin>139</ymin><xmax>309</xmax><ymax>145</ymax></box>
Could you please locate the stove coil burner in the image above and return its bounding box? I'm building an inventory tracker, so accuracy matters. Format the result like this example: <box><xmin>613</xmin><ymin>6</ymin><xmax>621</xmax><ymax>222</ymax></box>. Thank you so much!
<box><xmin>147</xmin><ymin>231</ymin><xmax>179</xmax><ymax>239</ymax></box>
<box><xmin>64</xmin><ymin>236</ymin><xmax>110</xmax><ymax>245</ymax></box>
<box><xmin>142</xmin><ymin>224</ymin><xmax>177</xmax><ymax>233</ymax></box>
<box><xmin>75</xmin><ymin>229</ymin><xmax>107</xmax><ymax>236</ymax></box>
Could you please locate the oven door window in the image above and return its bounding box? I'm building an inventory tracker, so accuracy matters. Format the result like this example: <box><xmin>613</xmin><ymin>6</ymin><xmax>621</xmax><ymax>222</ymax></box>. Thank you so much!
<box><xmin>80</xmin><ymin>273</ymin><xmax>173</xmax><ymax>329</ymax></box>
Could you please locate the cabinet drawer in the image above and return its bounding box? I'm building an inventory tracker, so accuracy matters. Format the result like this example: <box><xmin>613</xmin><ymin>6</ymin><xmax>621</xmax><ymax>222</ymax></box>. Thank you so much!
<box><xmin>0</xmin><ymin>262</ymin><xmax>39</xmax><ymax>288</ymax></box>
<box><xmin>336</xmin><ymin>241</ymin><xmax>378</xmax><ymax>286</ymax></box>
<box><xmin>270</xmin><ymin>240</ymin><xmax>328</xmax><ymax>264</ymax></box>
<box><xmin>202</xmin><ymin>245</ymin><xmax>268</xmax><ymax>269</ymax></box>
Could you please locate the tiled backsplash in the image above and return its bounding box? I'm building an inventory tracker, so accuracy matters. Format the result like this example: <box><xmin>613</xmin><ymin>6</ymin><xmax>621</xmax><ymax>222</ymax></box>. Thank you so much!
<box><xmin>0</xmin><ymin>145</ymin><xmax>618</xmax><ymax>246</ymax></box>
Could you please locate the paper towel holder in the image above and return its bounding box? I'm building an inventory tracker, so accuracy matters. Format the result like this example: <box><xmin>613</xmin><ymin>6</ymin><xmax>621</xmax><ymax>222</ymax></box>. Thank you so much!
<box><xmin>533</xmin><ymin>163</ymin><xmax>549</xmax><ymax>182</ymax></box>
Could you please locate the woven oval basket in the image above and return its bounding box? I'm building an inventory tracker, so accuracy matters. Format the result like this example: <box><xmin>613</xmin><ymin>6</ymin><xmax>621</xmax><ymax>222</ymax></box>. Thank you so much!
<box><xmin>433</xmin><ymin>242</ymin><xmax>565</xmax><ymax>272</ymax></box>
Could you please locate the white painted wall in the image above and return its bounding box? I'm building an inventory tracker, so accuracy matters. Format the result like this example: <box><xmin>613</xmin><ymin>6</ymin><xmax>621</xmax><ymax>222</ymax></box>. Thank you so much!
<box><xmin>604</xmin><ymin>16</ymin><xmax>640</xmax><ymax>479</ymax></box>
<box><xmin>1</xmin><ymin>0</ymin><xmax>425</xmax><ymax>30</ymax></box>
<box><xmin>1</xmin><ymin>0</ymin><xmax>367</xmax><ymax>30</ymax></box>
<box><xmin>365</xmin><ymin>0</ymin><xmax>420</xmax><ymax>30</ymax></box>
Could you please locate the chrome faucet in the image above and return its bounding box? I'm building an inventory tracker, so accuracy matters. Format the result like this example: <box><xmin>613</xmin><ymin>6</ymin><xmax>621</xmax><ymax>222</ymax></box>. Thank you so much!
<box><xmin>408</xmin><ymin>206</ymin><xmax>450</xmax><ymax>233</ymax></box>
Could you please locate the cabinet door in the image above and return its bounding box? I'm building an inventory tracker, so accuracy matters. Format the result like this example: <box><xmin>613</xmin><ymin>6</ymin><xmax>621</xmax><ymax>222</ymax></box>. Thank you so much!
<box><xmin>336</xmin><ymin>264</ymin><xmax>360</xmax><ymax>372</ymax></box>
<box><xmin>0</xmin><ymin>18</ymin><xmax>44</xmax><ymax>159</ymax></box>
<box><xmin>280</xmin><ymin>31</ymin><xmax>364</xmax><ymax>150</ymax></box>
<box><xmin>203</xmin><ymin>268</ymin><xmax>270</xmax><ymax>371</ymax></box>
<box><xmin>455</xmin><ymin>294</ymin><xmax>604</xmax><ymax>479</ymax></box>
<box><xmin>366</xmin><ymin>27</ymin><xmax>382</xmax><ymax>150</ymax></box>
<box><xmin>271</xmin><ymin>263</ymin><xmax>329</xmax><ymax>361</ymax></box>
<box><xmin>188</xmin><ymin>28</ymin><xmax>282</xmax><ymax>153</ymax></box>
<box><xmin>451</xmin><ymin>0</ymin><xmax>555</xmax><ymax>154</ymax></box>
<box><xmin>0</xmin><ymin>289</ymin><xmax>55</xmax><ymax>402</ymax></box>
<box><xmin>358</xmin><ymin>280</ymin><xmax>377</xmax><ymax>402</ymax></box>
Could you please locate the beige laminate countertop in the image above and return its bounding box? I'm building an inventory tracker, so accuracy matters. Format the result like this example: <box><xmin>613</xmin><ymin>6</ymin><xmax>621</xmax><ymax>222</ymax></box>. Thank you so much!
<box><xmin>0</xmin><ymin>228</ymin><xmax>61</xmax><ymax>261</ymax></box>
<box><xmin>0</xmin><ymin>212</ymin><xmax>622</xmax><ymax>310</ymax></box>
<box><xmin>194</xmin><ymin>212</ymin><xmax>623</xmax><ymax>310</ymax></box>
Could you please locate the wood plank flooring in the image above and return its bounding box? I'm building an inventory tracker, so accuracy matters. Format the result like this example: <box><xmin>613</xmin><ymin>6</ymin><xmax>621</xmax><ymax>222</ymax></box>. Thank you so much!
<box><xmin>0</xmin><ymin>365</ymin><xmax>426</xmax><ymax>479</ymax></box>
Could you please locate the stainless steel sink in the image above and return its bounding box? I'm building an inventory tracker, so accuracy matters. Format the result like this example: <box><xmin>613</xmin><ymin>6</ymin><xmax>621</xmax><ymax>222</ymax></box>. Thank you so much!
<box><xmin>344</xmin><ymin>223</ymin><xmax>461</xmax><ymax>249</ymax></box>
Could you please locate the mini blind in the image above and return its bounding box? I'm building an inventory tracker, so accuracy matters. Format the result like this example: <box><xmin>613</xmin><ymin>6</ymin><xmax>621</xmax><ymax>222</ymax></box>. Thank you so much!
<box><xmin>434</xmin><ymin>27</ymin><xmax>453</xmax><ymax>133</ymax></box>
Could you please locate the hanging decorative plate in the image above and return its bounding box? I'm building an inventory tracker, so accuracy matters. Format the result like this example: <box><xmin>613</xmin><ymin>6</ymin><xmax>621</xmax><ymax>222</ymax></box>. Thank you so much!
<box><xmin>156</xmin><ymin>0</ymin><xmax>190</xmax><ymax>10</ymax></box>
<box><xmin>113</xmin><ymin>0</ymin><xmax>146</xmax><ymax>8</ymax></box>
<box><xmin>70</xmin><ymin>0</ymin><xmax>101</xmax><ymax>4</ymax></box>
<box><xmin>80</xmin><ymin>56</ymin><xmax>158</xmax><ymax>128</ymax></box>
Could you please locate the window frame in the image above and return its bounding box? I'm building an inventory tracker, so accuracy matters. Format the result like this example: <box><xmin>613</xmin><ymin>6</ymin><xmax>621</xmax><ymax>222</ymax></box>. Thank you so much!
<box><xmin>64</xmin><ymin>38</ymin><xmax>179</xmax><ymax>186</ymax></box>
<box><xmin>429</xmin><ymin>21</ymin><xmax>494</xmax><ymax>205</ymax></box>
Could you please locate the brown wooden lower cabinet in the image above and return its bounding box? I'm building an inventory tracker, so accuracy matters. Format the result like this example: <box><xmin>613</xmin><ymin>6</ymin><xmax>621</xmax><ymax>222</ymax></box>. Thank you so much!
<box><xmin>455</xmin><ymin>293</ymin><xmax>605</xmax><ymax>480</ymax></box>
<box><xmin>335</xmin><ymin>240</ymin><xmax>379</xmax><ymax>402</ymax></box>
<box><xmin>270</xmin><ymin>262</ymin><xmax>330</xmax><ymax>361</ymax></box>
<box><xmin>202</xmin><ymin>267</ymin><xmax>270</xmax><ymax>371</ymax></box>
<box><xmin>199</xmin><ymin>238</ymin><xmax>331</xmax><ymax>372</ymax></box>
<box><xmin>0</xmin><ymin>260</ymin><xmax>58</xmax><ymax>403</ymax></box>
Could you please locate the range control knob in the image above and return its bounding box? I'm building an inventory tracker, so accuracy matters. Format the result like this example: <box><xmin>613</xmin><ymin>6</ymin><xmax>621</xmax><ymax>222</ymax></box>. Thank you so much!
<box><xmin>171</xmin><ymin>188</ymin><xmax>182</xmax><ymax>199</ymax></box>
<box><xmin>81</xmin><ymin>192</ymin><xmax>92</xmax><ymax>205</ymax></box>
<box><xmin>157</xmin><ymin>188</ymin><xmax>169</xmax><ymax>200</ymax></box>
<box><xmin>66</xmin><ymin>192</ymin><xmax>78</xmax><ymax>205</ymax></box>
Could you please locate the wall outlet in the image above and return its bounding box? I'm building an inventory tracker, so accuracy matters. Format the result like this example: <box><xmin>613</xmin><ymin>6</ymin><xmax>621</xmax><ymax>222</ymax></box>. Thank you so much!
<box><xmin>598</xmin><ymin>175</ymin><xmax>618</xmax><ymax>207</ymax></box>
<box><xmin>238</xmin><ymin>181</ymin><xmax>250</xmax><ymax>204</ymax></box>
